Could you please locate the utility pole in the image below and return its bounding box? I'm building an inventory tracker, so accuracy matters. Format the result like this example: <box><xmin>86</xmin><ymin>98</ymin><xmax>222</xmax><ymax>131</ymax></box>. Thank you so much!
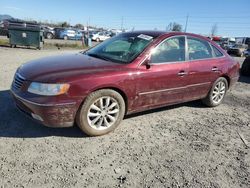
<box><xmin>184</xmin><ymin>14</ymin><xmax>189</xmax><ymax>32</ymax></box>
<box><xmin>87</xmin><ymin>17</ymin><xmax>90</xmax><ymax>37</ymax></box>
<box><xmin>121</xmin><ymin>16</ymin><xmax>124</xmax><ymax>31</ymax></box>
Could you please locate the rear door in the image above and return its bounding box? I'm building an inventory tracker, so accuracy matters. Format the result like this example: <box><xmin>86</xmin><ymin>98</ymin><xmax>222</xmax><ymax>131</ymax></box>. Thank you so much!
<box><xmin>186</xmin><ymin>36</ymin><xmax>223</xmax><ymax>100</ymax></box>
<box><xmin>134</xmin><ymin>36</ymin><xmax>190</xmax><ymax>108</ymax></box>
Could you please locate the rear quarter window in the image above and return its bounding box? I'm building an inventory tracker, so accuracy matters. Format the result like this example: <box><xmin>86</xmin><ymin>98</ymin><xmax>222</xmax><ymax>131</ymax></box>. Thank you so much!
<box><xmin>212</xmin><ymin>45</ymin><xmax>224</xmax><ymax>57</ymax></box>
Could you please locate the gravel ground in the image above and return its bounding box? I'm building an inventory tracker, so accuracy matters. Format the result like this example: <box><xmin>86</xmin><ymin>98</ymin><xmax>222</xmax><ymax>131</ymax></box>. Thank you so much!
<box><xmin>0</xmin><ymin>47</ymin><xmax>250</xmax><ymax>188</ymax></box>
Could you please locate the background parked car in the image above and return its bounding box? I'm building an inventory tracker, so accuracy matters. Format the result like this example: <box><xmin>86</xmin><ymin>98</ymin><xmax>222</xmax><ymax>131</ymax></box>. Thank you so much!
<box><xmin>227</xmin><ymin>44</ymin><xmax>247</xmax><ymax>57</ymax></box>
<box><xmin>91</xmin><ymin>31</ymin><xmax>110</xmax><ymax>42</ymax></box>
<box><xmin>74</xmin><ymin>30</ymin><xmax>84</xmax><ymax>40</ymax></box>
<box><xmin>244</xmin><ymin>48</ymin><xmax>250</xmax><ymax>57</ymax></box>
<box><xmin>42</xmin><ymin>26</ymin><xmax>55</xmax><ymax>39</ymax></box>
<box><xmin>220</xmin><ymin>37</ymin><xmax>236</xmax><ymax>50</ymax></box>
<box><xmin>235</xmin><ymin>37</ymin><xmax>250</xmax><ymax>46</ymax></box>
<box><xmin>228</xmin><ymin>37</ymin><xmax>250</xmax><ymax>56</ymax></box>
<box><xmin>59</xmin><ymin>29</ymin><xmax>76</xmax><ymax>40</ymax></box>
<box><xmin>0</xmin><ymin>20</ymin><xmax>9</xmax><ymax>36</ymax></box>
<box><xmin>54</xmin><ymin>27</ymin><xmax>65</xmax><ymax>39</ymax></box>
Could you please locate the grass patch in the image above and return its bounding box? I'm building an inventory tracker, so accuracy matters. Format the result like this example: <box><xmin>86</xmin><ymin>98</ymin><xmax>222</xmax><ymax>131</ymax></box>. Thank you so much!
<box><xmin>0</xmin><ymin>38</ymin><xmax>87</xmax><ymax>49</ymax></box>
<box><xmin>0</xmin><ymin>39</ymin><xmax>10</xmax><ymax>46</ymax></box>
<box><xmin>44</xmin><ymin>42</ymin><xmax>86</xmax><ymax>49</ymax></box>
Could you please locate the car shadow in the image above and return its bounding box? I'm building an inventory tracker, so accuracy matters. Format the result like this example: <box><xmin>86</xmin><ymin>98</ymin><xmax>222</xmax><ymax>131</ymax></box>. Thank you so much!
<box><xmin>125</xmin><ymin>100</ymin><xmax>204</xmax><ymax>119</ymax></box>
<box><xmin>0</xmin><ymin>44</ymin><xmax>10</xmax><ymax>48</ymax></box>
<box><xmin>0</xmin><ymin>44</ymin><xmax>39</xmax><ymax>50</ymax></box>
<box><xmin>0</xmin><ymin>90</ymin><xmax>86</xmax><ymax>138</ymax></box>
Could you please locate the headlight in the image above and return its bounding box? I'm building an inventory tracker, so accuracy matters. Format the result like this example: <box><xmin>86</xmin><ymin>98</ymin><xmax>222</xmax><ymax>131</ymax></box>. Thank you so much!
<box><xmin>28</xmin><ymin>82</ymin><xmax>70</xmax><ymax>96</ymax></box>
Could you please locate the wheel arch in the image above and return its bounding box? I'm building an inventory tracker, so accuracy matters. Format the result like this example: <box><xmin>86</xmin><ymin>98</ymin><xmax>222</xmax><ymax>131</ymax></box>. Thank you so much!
<box><xmin>90</xmin><ymin>86</ymin><xmax>128</xmax><ymax>114</ymax></box>
<box><xmin>221</xmin><ymin>74</ymin><xmax>231</xmax><ymax>88</ymax></box>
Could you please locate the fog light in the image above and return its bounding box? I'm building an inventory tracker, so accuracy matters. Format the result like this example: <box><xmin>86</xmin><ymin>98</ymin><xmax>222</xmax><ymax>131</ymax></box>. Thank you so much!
<box><xmin>31</xmin><ymin>113</ymin><xmax>44</xmax><ymax>121</ymax></box>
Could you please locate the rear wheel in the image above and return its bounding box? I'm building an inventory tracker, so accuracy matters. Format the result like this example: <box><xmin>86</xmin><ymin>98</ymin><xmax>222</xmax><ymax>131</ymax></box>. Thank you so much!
<box><xmin>202</xmin><ymin>77</ymin><xmax>228</xmax><ymax>107</ymax></box>
<box><xmin>77</xmin><ymin>89</ymin><xmax>125</xmax><ymax>136</ymax></box>
<box><xmin>63</xmin><ymin>35</ymin><xmax>68</xmax><ymax>40</ymax></box>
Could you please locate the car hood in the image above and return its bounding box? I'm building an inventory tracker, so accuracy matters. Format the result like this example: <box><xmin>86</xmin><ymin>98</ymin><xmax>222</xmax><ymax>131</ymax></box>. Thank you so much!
<box><xmin>18</xmin><ymin>53</ymin><xmax>123</xmax><ymax>82</ymax></box>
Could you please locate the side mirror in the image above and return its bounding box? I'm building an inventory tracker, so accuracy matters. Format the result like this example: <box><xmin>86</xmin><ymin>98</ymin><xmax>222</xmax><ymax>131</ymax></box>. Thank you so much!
<box><xmin>143</xmin><ymin>55</ymin><xmax>151</xmax><ymax>69</ymax></box>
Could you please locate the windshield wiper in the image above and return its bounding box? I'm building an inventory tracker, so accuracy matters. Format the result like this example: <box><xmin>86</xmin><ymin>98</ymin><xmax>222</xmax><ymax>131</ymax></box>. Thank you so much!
<box><xmin>87</xmin><ymin>53</ymin><xmax>112</xmax><ymax>62</ymax></box>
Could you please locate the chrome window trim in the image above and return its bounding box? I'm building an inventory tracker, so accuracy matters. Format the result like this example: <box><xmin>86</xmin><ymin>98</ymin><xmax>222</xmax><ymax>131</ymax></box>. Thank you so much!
<box><xmin>188</xmin><ymin>55</ymin><xmax>226</xmax><ymax>62</ymax></box>
<box><xmin>11</xmin><ymin>90</ymin><xmax>76</xmax><ymax>107</ymax></box>
<box><xmin>139</xmin><ymin>35</ymin><xmax>226</xmax><ymax>66</ymax></box>
<box><xmin>146</xmin><ymin>53</ymin><xmax>226</xmax><ymax>66</ymax></box>
<box><xmin>139</xmin><ymin>82</ymin><xmax>211</xmax><ymax>96</ymax></box>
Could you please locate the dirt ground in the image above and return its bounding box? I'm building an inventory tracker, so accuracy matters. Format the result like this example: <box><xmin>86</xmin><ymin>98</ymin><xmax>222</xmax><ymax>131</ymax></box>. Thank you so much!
<box><xmin>0</xmin><ymin>47</ymin><xmax>250</xmax><ymax>188</ymax></box>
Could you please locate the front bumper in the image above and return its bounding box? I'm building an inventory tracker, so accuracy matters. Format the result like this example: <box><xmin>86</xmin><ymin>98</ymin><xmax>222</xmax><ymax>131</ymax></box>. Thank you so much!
<box><xmin>11</xmin><ymin>90</ymin><xmax>78</xmax><ymax>127</ymax></box>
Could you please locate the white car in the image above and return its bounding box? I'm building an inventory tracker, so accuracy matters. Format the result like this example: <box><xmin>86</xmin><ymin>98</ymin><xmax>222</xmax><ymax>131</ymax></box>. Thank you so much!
<box><xmin>91</xmin><ymin>32</ymin><xmax>110</xmax><ymax>42</ymax></box>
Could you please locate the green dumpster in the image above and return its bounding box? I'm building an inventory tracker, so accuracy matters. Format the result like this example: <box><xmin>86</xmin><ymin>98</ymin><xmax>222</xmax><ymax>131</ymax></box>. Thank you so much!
<box><xmin>8</xmin><ymin>22</ymin><xmax>44</xmax><ymax>49</ymax></box>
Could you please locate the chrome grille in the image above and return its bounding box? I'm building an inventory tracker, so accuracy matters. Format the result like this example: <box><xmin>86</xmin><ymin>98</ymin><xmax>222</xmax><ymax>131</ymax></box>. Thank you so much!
<box><xmin>12</xmin><ymin>73</ymin><xmax>25</xmax><ymax>90</ymax></box>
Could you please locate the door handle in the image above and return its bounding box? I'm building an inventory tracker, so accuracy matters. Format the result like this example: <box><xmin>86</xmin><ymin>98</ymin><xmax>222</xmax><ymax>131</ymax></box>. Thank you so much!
<box><xmin>211</xmin><ymin>67</ymin><xmax>219</xmax><ymax>72</ymax></box>
<box><xmin>178</xmin><ymin>71</ymin><xmax>188</xmax><ymax>76</ymax></box>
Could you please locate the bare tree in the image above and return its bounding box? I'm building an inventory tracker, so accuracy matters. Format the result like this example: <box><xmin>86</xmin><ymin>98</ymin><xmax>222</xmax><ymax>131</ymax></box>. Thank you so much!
<box><xmin>211</xmin><ymin>23</ymin><xmax>218</xmax><ymax>36</ymax></box>
<box><xmin>166</xmin><ymin>22</ymin><xmax>182</xmax><ymax>32</ymax></box>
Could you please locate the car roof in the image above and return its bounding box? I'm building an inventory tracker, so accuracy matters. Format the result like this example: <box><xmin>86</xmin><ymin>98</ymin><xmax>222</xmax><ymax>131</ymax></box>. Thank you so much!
<box><xmin>125</xmin><ymin>30</ymin><xmax>167</xmax><ymax>38</ymax></box>
<box><xmin>124</xmin><ymin>31</ymin><xmax>211</xmax><ymax>41</ymax></box>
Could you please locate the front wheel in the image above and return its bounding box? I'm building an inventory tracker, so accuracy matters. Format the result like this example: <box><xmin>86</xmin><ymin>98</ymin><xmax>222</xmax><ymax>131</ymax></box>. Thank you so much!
<box><xmin>76</xmin><ymin>89</ymin><xmax>125</xmax><ymax>136</ymax></box>
<box><xmin>202</xmin><ymin>77</ymin><xmax>228</xmax><ymax>107</ymax></box>
<box><xmin>46</xmin><ymin>32</ymin><xmax>53</xmax><ymax>39</ymax></box>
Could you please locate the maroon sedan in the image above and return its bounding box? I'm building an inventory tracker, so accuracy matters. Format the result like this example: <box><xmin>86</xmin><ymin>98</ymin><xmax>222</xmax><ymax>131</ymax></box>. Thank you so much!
<box><xmin>11</xmin><ymin>31</ymin><xmax>239</xmax><ymax>136</ymax></box>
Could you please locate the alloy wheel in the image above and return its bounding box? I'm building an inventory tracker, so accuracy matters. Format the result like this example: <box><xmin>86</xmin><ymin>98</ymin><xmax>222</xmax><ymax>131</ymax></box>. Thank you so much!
<box><xmin>212</xmin><ymin>81</ymin><xmax>226</xmax><ymax>104</ymax></box>
<box><xmin>87</xmin><ymin>96</ymin><xmax>119</xmax><ymax>130</ymax></box>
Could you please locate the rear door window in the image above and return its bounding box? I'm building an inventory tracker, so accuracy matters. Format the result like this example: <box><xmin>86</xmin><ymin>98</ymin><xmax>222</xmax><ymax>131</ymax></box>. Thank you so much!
<box><xmin>187</xmin><ymin>37</ymin><xmax>213</xmax><ymax>60</ymax></box>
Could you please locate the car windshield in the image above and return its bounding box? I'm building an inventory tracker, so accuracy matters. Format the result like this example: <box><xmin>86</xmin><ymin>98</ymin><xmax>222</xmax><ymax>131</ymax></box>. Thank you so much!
<box><xmin>84</xmin><ymin>33</ymin><xmax>154</xmax><ymax>63</ymax></box>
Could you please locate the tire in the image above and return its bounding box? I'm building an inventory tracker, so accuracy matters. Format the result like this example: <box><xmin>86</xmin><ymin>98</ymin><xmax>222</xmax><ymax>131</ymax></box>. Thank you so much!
<box><xmin>202</xmin><ymin>77</ymin><xmax>228</xmax><ymax>107</ymax></box>
<box><xmin>241</xmin><ymin>57</ymin><xmax>250</xmax><ymax>76</ymax></box>
<box><xmin>96</xmin><ymin>38</ymin><xmax>100</xmax><ymax>42</ymax></box>
<box><xmin>63</xmin><ymin>35</ymin><xmax>68</xmax><ymax>40</ymax></box>
<box><xmin>46</xmin><ymin>32</ymin><xmax>53</xmax><ymax>39</ymax></box>
<box><xmin>76</xmin><ymin>89</ymin><xmax>126</xmax><ymax>136</ymax></box>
